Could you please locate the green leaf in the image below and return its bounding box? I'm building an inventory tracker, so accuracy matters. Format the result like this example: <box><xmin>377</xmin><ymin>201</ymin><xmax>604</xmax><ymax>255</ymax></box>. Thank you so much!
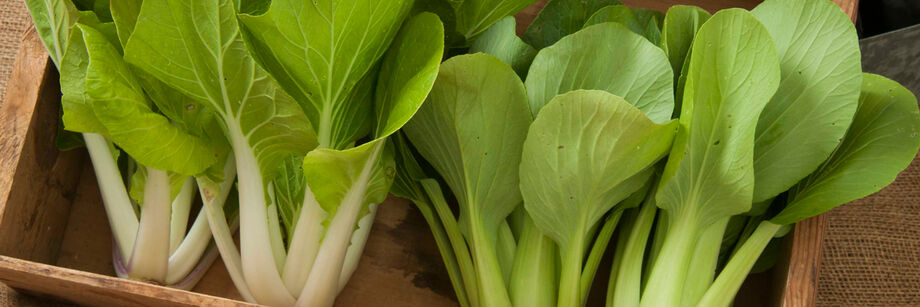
<box><xmin>455</xmin><ymin>0</ymin><xmax>537</xmax><ymax>39</ymax></box>
<box><xmin>520</xmin><ymin>90</ymin><xmax>677</xmax><ymax>251</ymax></box>
<box><xmin>750</xmin><ymin>0</ymin><xmax>863</xmax><ymax>202</ymax></box>
<box><xmin>404</xmin><ymin>53</ymin><xmax>529</xmax><ymax>307</ymax></box>
<box><xmin>124</xmin><ymin>0</ymin><xmax>316</xmax><ymax>183</ymax></box>
<box><xmin>59</xmin><ymin>24</ymin><xmax>106</xmax><ymax>135</ymax></box>
<box><xmin>404</xmin><ymin>53</ymin><xmax>531</xmax><ymax>234</ymax></box>
<box><xmin>659</xmin><ymin>5</ymin><xmax>710</xmax><ymax>115</ymax></box>
<box><xmin>109</xmin><ymin>0</ymin><xmax>141</xmax><ymax>48</ymax></box>
<box><xmin>583</xmin><ymin>5</ymin><xmax>662</xmax><ymax>44</ymax></box>
<box><xmin>128</xmin><ymin>166</ymin><xmax>193</xmax><ymax>206</ymax></box>
<box><xmin>525</xmin><ymin>22</ymin><xmax>673</xmax><ymax>122</ymax></box>
<box><xmin>412</xmin><ymin>0</ymin><xmax>465</xmax><ymax>48</ymax></box>
<box><xmin>238</xmin><ymin>0</ymin><xmax>412</xmax><ymax>149</ymax></box>
<box><xmin>25</xmin><ymin>0</ymin><xmax>79</xmax><ymax>66</ymax></box>
<box><xmin>657</xmin><ymin>9</ymin><xmax>780</xmax><ymax>225</ymax></box>
<box><xmin>374</xmin><ymin>12</ymin><xmax>445</xmax><ymax>139</ymax></box>
<box><xmin>522</xmin><ymin>0</ymin><xmax>620</xmax><ymax>49</ymax></box>
<box><xmin>771</xmin><ymin>74</ymin><xmax>920</xmax><ymax>225</ymax></box>
<box><xmin>469</xmin><ymin>16</ymin><xmax>537</xmax><ymax>77</ymax></box>
<box><xmin>303</xmin><ymin>139</ymin><xmax>395</xmax><ymax>227</ymax></box>
<box><xmin>78</xmin><ymin>24</ymin><xmax>217</xmax><ymax>176</ymax></box>
<box><xmin>273</xmin><ymin>156</ymin><xmax>306</xmax><ymax>241</ymax></box>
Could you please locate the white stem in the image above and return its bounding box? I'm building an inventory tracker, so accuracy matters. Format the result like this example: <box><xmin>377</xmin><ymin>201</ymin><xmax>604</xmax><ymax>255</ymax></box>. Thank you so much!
<box><xmin>266</xmin><ymin>186</ymin><xmax>288</xmax><ymax>271</ymax></box>
<box><xmin>282</xmin><ymin>185</ymin><xmax>326</xmax><ymax>297</ymax></box>
<box><xmin>169</xmin><ymin>177</ymin><xmax>196</xmax><ymax>254</ymax></box>
<box><xmin>128</xmin><ymin>167</ymin><xmax>171</xmax><ymax>283</ymax></box>
<box><xmin>199</xmin><ymin>156</ymin><xmax>259</xmax><ymax>303</ymax></box>
<box><xmin>296</xmin><ymin>141</ymin><xmax>384</xmax><ymax>307</ymax></box>
<box><xmin>165</xmin><ymin>208</ymin><xmax>211</xmax><ymax>285</ymax></box>
<box><xmin>337</xmin><ymin>203</ymin><xmax>378</xmax><ymax>293</ymax></box>
<box><xmin>83</xmin><ymin>133</ymin><xmax>137</xmax><ymax>262</ymax></box>
<box><xmin>230</xmin><ymin>124</ymin><xmax>296</xmax><ymax>306</ymax></box>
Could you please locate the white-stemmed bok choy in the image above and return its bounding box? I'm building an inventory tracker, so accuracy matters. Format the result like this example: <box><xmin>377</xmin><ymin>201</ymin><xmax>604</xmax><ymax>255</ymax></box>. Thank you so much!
<box><xmin>118</xmin><ymin>0</ymin><xmax>444</xmax><ymax>305</ymax></box>
<box><xmin>24</xmin><ymin>0</ymin><xmax>237</xmax><ymax>288</ymax></box>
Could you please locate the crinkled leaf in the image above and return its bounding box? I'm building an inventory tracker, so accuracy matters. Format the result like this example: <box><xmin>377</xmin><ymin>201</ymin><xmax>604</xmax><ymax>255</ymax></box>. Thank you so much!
<box><xmin>469</xmin><ymin>16</ymin><xmax>536</xmax><ymax>77</ymax></box>
<box><xmin>520</xmin><ymin>90</ymin><xmax>677</xmax><ymax>249</ymax></box>
<box><xmin>455</xmin><ymin>0</ymin><xmax>537</xmax><ymax>39</ymax></box>
<box><xmin>771</xmin><ymin>74</ymin><xmax>920</xmax><ymax>225</ymax></box>
<box><xmin>25</xmin><ymin>0</ymin><xmax>79</xmax><ymax>65</ymax></box>
<box><xmin>238</xmin><ymin>0</ymin><xmax>412</xmax><ymax>149</ymax></box>
<box><xmin>403</xmin><ymin>53</ymin><xmax>531</xmax><ymax>233</ymax></box>
<box><xmin>59</xmin><ymin>22</ymin><xmax>106</xmax><ymax>135</ymax></box>
<box><xmin>522</xmin><ymin>0</ymin><xmax>620</xmax><ymax>49</ymax></box>
<box><xmin>79</xmin><ymin>24</ymin><xmax>217</xmax><ymax>176</ymax></box>
<box><xmin>525</xmin><ymin>22</ymin><xmax>673</xmax><ymax>122</ymax></box>
<box><xmin>750</xmin><ymin>0</ymin><xmax>863</xmax><ymax>202</ymax></box>
<box><xmin>657</xmin><ymin>9</ymin><xmax>780</xmax><ymax>226</ymax></box>
<box><xmin>124</xmin><ymin>0</ymin><xmax>316</xmax><ymax>182</ymax></box>
<box><xmin>374</xmin><ymin>12</ymin><xmax>444</xmax><ymax>139</ymax></box>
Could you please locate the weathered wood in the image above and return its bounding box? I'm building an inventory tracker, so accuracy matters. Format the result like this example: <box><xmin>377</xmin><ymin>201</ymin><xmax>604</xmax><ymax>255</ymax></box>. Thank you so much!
<box><xmin>781</xmin><ymin>215</ymin><xmax>828</xmax><ymax>307</ymax></box>
<box><xmin>0</xmin><ymin>256</ymin><xmax>252</xmax><ymax>307</ymax></box>
<box><xmin>0</xmin><ymin>25</ymin><xmax>84</xmax><ymax>264</ymax></box>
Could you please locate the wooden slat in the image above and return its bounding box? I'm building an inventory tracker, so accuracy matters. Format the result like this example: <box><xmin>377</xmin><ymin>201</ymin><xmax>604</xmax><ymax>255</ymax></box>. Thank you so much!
<box><xmin>781</xmin><ymin>215</ymin><xmax>828</xmax><ymax>307</ymax></box>
<box><xmin>0</xmin><ymin>26</ymin><xmax>84</xmax><ymax>263</ymax></box>
<box><xmin>0</xmin><ymin>256</ymin><xmax>253</xmax><ymax>307</ymax></box>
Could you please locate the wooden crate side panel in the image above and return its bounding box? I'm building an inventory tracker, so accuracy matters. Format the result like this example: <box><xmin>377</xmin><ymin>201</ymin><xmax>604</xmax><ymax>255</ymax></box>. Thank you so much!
<box><xmin>0</xmin><ymin>26</ymin><xmax>83</xmax><ymax>263</ymax></box>
<box><xmin>0</xmin><ymin>256</ymin><xmax>253</xmax><ymax>307</ymax></box>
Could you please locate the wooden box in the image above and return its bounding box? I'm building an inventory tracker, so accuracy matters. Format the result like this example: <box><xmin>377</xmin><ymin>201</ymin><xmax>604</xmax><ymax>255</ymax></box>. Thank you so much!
<box><xmin>0</xmin><ymin>0</ymin><xmax>857</xmax><ymax>306</ymax></box>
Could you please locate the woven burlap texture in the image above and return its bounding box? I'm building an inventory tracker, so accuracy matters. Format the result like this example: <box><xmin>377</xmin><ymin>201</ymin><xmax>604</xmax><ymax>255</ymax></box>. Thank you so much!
<box><xmin>816</xmin><ymin>152</ymin><xmax>920</xmax><ymax>306</ymax></box>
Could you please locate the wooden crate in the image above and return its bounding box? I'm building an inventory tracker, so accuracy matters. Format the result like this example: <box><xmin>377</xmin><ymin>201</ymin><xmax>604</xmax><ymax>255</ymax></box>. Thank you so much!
<box><xmin>0</xmin><ymin>1</ymin><xmax>857</xmax><ymax>306</ymax></box>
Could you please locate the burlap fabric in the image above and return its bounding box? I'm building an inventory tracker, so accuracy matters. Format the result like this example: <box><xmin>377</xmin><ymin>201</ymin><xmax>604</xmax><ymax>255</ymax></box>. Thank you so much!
<box><xmin>0</xmin><ymin>1</ymin><xmax>919</xmax><ymax>306</ymax></box>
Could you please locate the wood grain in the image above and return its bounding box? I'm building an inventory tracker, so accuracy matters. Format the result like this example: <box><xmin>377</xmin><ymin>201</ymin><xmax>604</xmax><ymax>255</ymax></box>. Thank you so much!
<box><xmin>781</xmin><ymin>215</ymin><xmax>829</xmax><ymax>307</ymax></box>
<box><xmin>0</xmin><ymin>25</ymin><xmax>83</xmax><ymax>264</ymax></box>
<box><xmin>0</xmin><ymin>256</ymin><xmax>252</xmax><ymax>307</ymax></box>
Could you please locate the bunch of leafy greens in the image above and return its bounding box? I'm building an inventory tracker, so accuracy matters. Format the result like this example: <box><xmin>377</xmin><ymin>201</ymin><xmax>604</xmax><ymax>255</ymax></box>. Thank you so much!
<box><xmin>26</xmin><ymin>0</ymin><xmax>236</xmax><ymax>289</ymax></box>
<box><xmin>397</xmin><ymin>0</ymin><xmax>920</xmax><ymax>307</ymax></box>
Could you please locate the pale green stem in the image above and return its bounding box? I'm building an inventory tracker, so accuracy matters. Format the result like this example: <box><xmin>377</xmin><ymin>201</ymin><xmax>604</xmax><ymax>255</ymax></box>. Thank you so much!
<box><xmin>697</xmin><ymin>221</ymin><xmax>782</xmax><ymax>307</ymax></box>
<box><xmin>643</xmin><ymin>210</ymin><xmax>669</xmax><ymax>289</ymax></box>
<box><xmin>581</xmin><ymin>210</ymin><xmax>623</xmax><ymax>305</ymax></box>
<box><xmin>231</xmin><ymin>122</ymin><xmax>296</xmax><ymax>306</ymax></box>
<box><xmin>509</xmin><ymin>213</ymin><xmax>557</xmax><ymax>307</ymax></box>
<box><xmin>680</xmin><ymin>217</ymin><xmax>729</xmax><ymax>307</ymax></box>
<box><xmin>296</xmin><ymin>141</ymin><xmax>384</xmax><ymax>307</ymax></box>
<box><xmin>558</xmin><ymin>233</ymin><xmax>587</xmax><ymax>307</ymax></box>
<box><xmin>496</xmin><ymin>220</ymin><xmax>516</xmax><ymax>282</ymax></box>
<box><xmin>166</xmin><ymin>208</ymin><xmax>211</xmax><ymax>285</ymax></box>
<box><xmin>422</xmin><ymin>179</ymin><xmax>480</xmax><ymax>307</ymax></box>
<box><xmin>198</xmin><ymin>157</ymin><xmax>257</xmax><ymax>302</ymax></box>
<box><xmin>282</xmin><ymin>184</ymin><xmax>326</xmax><ymax>297</ymax></box>
<box><xmin>266</xmin><ymin>184</ymin><xmax>288</xmax><ymax>273</ymax></box>
<box><xmin>83</xmin><ymin>133</ymin><xmax>137</xmax><ymax>263</ymax></box>
<box><xmin>415</xmin><ymin>198</ymin><xmax>472</xmax><ymax>307</ymax></box>
<box><xmin>469</xmin><ymin>219</ymin><xmax>511</xmax><ymax>307</ymax></box>
<box><xmin>639</xmin><ymin>211</ymin><xmax>699</xmax><ymax>307</ymax></box>
<box><xmin>169</xmin><ymin>177</ymin><xmax>196</xmax><ymax>254</ymax></box>
<box><xmin>128</xmin><ymin>167</ymin><xmax>170</xmax><ymax>283</ymax></box>
<box><xmin>609</xmin><ymin>201</ymin><xmax>658</xmax><ymax>307</ymax></box>
<box><xmin>338</xmin><ymin>203</ymin><xmax>379</xmax><ymax>292</ymax></box>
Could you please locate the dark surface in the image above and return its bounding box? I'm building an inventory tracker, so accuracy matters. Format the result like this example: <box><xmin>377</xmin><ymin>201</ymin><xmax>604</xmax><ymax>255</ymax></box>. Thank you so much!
<box><xmin>860</xmin><ymin>24</ymin><xmax>920</xmax><ymax>97</ymax></box>
<box><xmin>859</xmin><ymin>0</ymin><xmax>920</xmax><ymax>37</ymax></box>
